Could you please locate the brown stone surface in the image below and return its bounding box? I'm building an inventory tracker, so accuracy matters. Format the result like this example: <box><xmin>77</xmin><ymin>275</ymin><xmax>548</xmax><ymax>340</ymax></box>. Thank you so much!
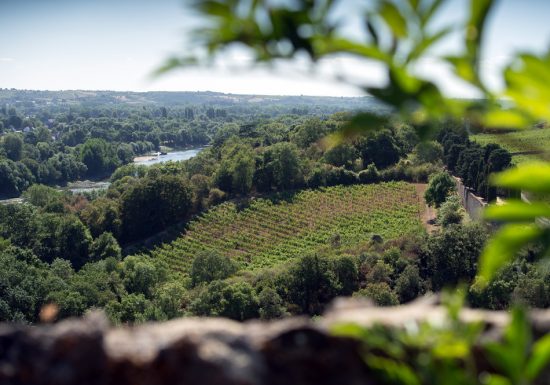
<box><xmin>1</xmin><ymin>297</ymin><xmax>550</xmax><ymax>385</ymax></box>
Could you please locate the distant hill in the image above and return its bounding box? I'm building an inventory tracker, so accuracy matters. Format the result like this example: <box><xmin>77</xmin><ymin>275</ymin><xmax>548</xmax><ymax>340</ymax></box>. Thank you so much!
<box><xmin>0</xmin><ymin>89</ymin><xmax>388</xmax><ymax>115</ymax></box>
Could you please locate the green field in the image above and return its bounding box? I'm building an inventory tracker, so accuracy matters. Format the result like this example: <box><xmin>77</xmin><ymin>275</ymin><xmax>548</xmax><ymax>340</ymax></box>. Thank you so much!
<box><xmin>471</xmin><ymin>128</ymin><xmax>550</xmax><ymax>164</ymax></box>
<box><xmin>152</xmin><ymin>182</ymin><xmax>425</xmax><ymax>275</ymax></box>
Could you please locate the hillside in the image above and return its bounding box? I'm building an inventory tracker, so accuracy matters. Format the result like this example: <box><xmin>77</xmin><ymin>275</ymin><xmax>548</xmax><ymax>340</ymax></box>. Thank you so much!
<box><xmin>152</xmin><ymin>182</ymin><xmax>425</xmax><ymax>275</ymax></box>
<box><xmin>471</xmin><ymin>127</ymin><xmax>550</xmax><ymax>164</ymax></box>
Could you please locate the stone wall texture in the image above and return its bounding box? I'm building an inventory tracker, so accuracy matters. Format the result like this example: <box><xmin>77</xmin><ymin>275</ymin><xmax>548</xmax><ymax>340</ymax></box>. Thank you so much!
<box><xmin>1</xmin><ymin>296</ymin><xmax>550</xmax><ymax>385</ymax></box>
<box><xmin>455</xmin><ymin>177</ymin><xmax>487</xmax><ymax>221</ymax></box>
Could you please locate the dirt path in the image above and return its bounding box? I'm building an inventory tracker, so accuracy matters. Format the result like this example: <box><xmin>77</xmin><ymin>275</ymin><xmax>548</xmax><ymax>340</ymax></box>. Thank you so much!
<box><xmin>414</xmin><ymin>183</ymin><xmax>438</xmax><ymax>234</ymax></box>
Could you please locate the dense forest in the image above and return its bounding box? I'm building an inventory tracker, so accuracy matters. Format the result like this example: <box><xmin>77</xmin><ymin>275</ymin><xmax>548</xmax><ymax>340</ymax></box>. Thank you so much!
<box><xmin>3</xmin><ymin>89</ymin><xmax>547</xmax><ymax>325</ymax></box>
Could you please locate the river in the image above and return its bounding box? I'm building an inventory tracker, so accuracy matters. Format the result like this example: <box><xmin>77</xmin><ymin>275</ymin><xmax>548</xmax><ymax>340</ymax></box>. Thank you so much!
<box><xmin>133</xmin><ymin>147</ymin><xmax>205</xmax><ymax>166</ymax></box>
<box><xmin>1</xmin><ymin>147</ymin><xmax>206</xmax><ymax>203</ymax></box>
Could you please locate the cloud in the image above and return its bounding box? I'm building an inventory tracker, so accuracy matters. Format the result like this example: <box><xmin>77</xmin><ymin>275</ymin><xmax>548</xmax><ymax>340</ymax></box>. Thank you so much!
<box><xmin>0</xmin><ymin>57</ymin><xmax>15</xmax><ymax>62</ymax></box>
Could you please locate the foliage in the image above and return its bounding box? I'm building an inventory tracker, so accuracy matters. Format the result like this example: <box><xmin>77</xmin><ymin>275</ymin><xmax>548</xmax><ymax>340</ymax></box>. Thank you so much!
<box><xmin>332</xmin><ymin>303</ymin><xmax>550</xmax><ymax>385</ymax></box>
<box><xmin>436</xmin><ymin>195</ymin><xmax>464</xmax><ymax>227</ymax></box>
<box><xmin>424</xmin><ymin>171</ymin><xmax>456</xmax><ymax>207</ymax></box>
<box><xmin>190</xmin><ymin>251</ymin><xmax>237</xmax><ymax>287</ymax></box>
<box><xmin>421</xmin><ymin>223</ymin><xmax>488</xmax><ymax>291</ymax></box>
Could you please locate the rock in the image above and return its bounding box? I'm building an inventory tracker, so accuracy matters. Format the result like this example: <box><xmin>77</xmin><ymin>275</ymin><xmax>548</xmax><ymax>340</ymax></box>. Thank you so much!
<box><xmin>1</xmin><ymin>297</ymin><xmax>550</xmax><ymax>385</ymax></box>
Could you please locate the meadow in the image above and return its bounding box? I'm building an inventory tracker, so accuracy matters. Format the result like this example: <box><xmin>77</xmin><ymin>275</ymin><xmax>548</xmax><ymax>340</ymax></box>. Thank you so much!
<box><xmin>152</xmin><ymin>182</ymin><xmax>425</xmax><ymax>275</ymax></box>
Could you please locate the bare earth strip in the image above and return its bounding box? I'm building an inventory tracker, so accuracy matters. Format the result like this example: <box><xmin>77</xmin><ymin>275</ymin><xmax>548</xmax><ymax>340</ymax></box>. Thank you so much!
<box><xmin>414</xmin><ymin>183</ymin><xmax>437</xmax><ymax>234</ymax></box>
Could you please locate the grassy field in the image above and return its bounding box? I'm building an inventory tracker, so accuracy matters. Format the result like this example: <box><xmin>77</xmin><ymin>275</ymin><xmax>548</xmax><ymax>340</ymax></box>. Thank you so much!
<box><xmin>151</xmin><ymin>182</ymin><xmax>425</xmax><ymax>275</ymax></box>
<box><xmin>471</xmin><ymin>128</ymin><xmax>550</xmax><ymax>164</ymax></box>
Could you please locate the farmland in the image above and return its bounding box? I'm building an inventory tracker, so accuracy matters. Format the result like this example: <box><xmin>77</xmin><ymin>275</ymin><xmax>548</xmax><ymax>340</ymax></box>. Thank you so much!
<box><xmin>152</xmin><ymin>182</ymin><xmax>425</xmax><ymax>275</ymax></box>
<box><xmin>471</xmin><ymin>128</ymin><xmax>550</xmax><ymax>164</ymax></box>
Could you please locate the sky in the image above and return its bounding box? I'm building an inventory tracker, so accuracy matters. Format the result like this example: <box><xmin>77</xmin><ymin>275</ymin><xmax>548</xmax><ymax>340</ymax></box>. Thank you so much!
<box><xmin>1</xmin><ymin>0</ymin><xmax>550</xmax><ymax>97</ymax></box>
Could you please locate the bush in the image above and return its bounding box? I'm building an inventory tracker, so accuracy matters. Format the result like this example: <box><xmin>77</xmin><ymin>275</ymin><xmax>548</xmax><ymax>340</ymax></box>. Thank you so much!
<box><xmin>424</xmin><ymin>171</ymin><xmax>456</xmax><ymax>207</ymax></box>
<box><xmin>436</xmin><ymin>195</ymin><xmax>464</xmax><ymax>227</ymax></box>
<box><xmin>354</xmin><ymin>282</ymin><xmax>399</xmax><ymax>306</ymax></box>
<box><xmin>358</xmin><ymin>163</ymin><xmax>379</xmax><ymax>184</ymax></box>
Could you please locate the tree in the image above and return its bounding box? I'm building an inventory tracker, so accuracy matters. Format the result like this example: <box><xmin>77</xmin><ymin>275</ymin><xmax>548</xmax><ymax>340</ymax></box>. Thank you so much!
<box><xmin>231</xmin><ymin>151</ymin><xmax>255</xmax><ymax>195</ymax></box>
<box><xmin>120</xmin><ymin>175</ymin><xmax>192</xmax><ymax>242</ymax></box>
<box><xmin>90</xmin><ymin>232</ymin><xmax>121</xmax><ymax>261</ymax></box>
<box><xmin>421</xmin><ymin>223</ymin><xmax>488</xmax><ymax>291</ymax></box>
<box><xmin>154</xmin><ymin>281</ymin><xmax>188</xmax><ymax>319</ymax></box>
<box><xmin>188</xmin><ymin>280</ymin><xmax>259</xmax><ymax>321</ymax></box>
<box><xmin>258</xmin><ymin>287</ymin><xmax>287</xmax><ymax>320</ymax></box>
<box><xmin>54</xmin><ymin>215</ymin><xmax>93</xmax><ymax>269</ymax></box>
<box><xmin>413</xmin><ymin>141</ymin><xmax>443</xmax><ymax>165</ymax></box>
<box><xmin>79</xmin><ymin>197</ymin><xmax>122</xmax><ymax>238</ymax></box>
<box><xmin>357</xmin><ymin>130</ymin><xmax>401</xmax><ymax>169</ymax></box>
<box><xmin>22</xmin><ymin>184</ymin><xmax>64</xmax><ymax>210</ymax></box>
<box><xmin>395</xmin><ymin>265</ymin><xmax>423</xmax><ymax>303</ymax></box>
<box><xmin>292</xmin><ymin>117</ymin><xmax>327</xmax><ymax>148</ymax></box>
<box><xmin>424</xmin><ymin>171</ymin><xmax>456</xmax><ymax>207</ymax></box>
<box><xmin>122</xmin><ymin>256</ymin><xmax>166</xmax><ymax>297</ymax></box>
<box><xmin>267</xmin><ymin>142</ymin><xmax>303</xmax><ymax>190</ymax></box>
<box><xmin>0</xmin><ymin>159</ymin><xmax>34</xmax><ymax>197</ymax></box>
<box><xmin>190</xmin><ymin>251</ymin><xmax>237</xmax><ymax>287</ymax></box>
<box><xmin>106</xmin><ymin>293</ymin><xmax>154</xmax><ymax>324</ymax></box>
<box><xmin>284</xmin><ymin>254</ymin><xmax>340</xmax><ymax>315</ymax></box>
<box><xmin>354</xmin><ymin>283</ymin><xmax>399</xmax><ymax>306</ymax></box>
<box><xmin>80</xmin><ymin>138</ymin><xmax>119</xmax><ymax>177</ymax></box>
<box><xmin>2</xmin><ymin>134</ymin><xmax>23</xmax><ymax>161</ymax></box>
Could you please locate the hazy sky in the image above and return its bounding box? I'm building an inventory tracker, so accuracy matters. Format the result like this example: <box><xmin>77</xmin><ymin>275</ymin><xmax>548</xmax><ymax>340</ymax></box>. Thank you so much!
<box><xmin>1</xmin><ymin>0</ymin><xmax>550</xmax><ymax>96</ymax></box>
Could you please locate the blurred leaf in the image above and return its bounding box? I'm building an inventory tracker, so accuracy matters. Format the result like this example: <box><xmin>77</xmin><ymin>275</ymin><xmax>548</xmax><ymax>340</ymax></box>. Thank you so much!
<box><xmin>152</xmin><ymin>57</ymin><xmax>198</xmax><ymax>76</ymax></box>
<box><xmin>484</xmin><ymin>200</ymin><xmax>550</xmax><ymax>222</ymax></box>
<box><xmin>379</xmin><ymin>1</ymin><xmax>408</xmax><ymax>38</ymax></box>
<box><xmin>315</xmin><ymin>37</ymin><xmax>392</xmax><ymax>63</ymax></box>
<box><xmin>479</xmin><ymin>224</ymin><xmax>543</xmax><ymax>282</ymax></box>
<box><xmin>407</xmin><ymin>26</ymin><xmax>453</xmax><ymax>62</ymax></box>
<box><xmin>366</xmin><ymin>355</ymin><xmax>421</xmax><ymax>385</ymax></box>
<box><xmin>504</xmin><ymin>53</ymin><xmax>550</xmax><ymax>121</ymax></box>
<box><xmin>446</xmin><ymin>56</ymin><xmax>478</xmax><ymax>85</ymax></box>
<box><xmin>490</xmin><ymin>162</ymin><xmax>550</xmax><ymax>193</ymax></box>
<box><xmin>483</xmin><ymin>374</ymin><xmax>513</xmax><ymax>385</ymax></box>
<box><xmin>466</xmin><ymin>0</ymin><xmax>494</xmax><ymax>59</ymax></box>
<box><xmin>419</xmin><ymin>0</ymin><xmax>445</xmax><ymax>26</ymax></box>
<box><xmin>331</xmin><ymin>322</ymin><xmax>369</xmax><ymax>339</ymax></box>
<box><xmin>485</xmin><ymin>308</ymin><xmax>531</xmax><ymax>384</ymax></box>
<box><xmin>526</xmin><ymin>333</ymin><xmax>550</xmax><ymax>380</ymax></box>
<box><xmin>482</xmin><ymin>109</ymin><xmax>531</xmax><ymax>129</ymax></box>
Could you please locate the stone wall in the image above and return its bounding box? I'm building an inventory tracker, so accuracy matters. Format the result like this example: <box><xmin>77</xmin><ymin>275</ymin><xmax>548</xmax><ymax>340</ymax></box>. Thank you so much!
<box><xmin>454</xmin><ymin>177</ymin><xmax>487</xmax><ymax>221</ymax></box>
<box><xmin>2</xmin><ymin>296</ymin><xmax>550</xmax><ymax>385</ymax></box>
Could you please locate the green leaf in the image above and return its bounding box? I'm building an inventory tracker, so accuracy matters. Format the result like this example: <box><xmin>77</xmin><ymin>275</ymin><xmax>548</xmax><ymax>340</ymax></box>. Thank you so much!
<box><xmin>379</xmin><ymin>1</ymin><xmax>408</xmax><ymax>38</ymax></box>
<box><xmin>526</xmin><ymin>333</ymin><xmax>550</xmax><ymax>380</ymax></box>
<box><xmin>479</xmin><ymin>224</ymin><xmax>543</xmax><ymax>282</ymax></box>
<box><xmin>504</xmin><ymin>53</ymin><xmax>550</xmax><ymax>121</ymax></box>
<box><xmin>484</xmin><ymin>200</ymin><xmax>550</xmax><ymax>222</ymax></box>
<box><xmin>316</xmin><ymin>37</ymin><xmax>392</xmax><ymax>63</ymax></box>
<box><xmin>445</xmin><ymin>56</ymin><xmax>477</xmax><ymax>85</ymax></box>
<box><xmin>419</xmin><ymin>0</ymin><xmax>445</xmax><ymax>26</ymax></box>
<box><xmin>407</xmin><ymin>26</ymin><xmax>453</xmax><ymax>62</ymax></box>
<box><xmin>490</xmin><ymin>162</ymin><xmax>550</xmax><ymax>193</ymax></box>
<box><xmin>466</xmin><ymin>0</ymin><xmax>494</xmax><ymax>58</ymax></box>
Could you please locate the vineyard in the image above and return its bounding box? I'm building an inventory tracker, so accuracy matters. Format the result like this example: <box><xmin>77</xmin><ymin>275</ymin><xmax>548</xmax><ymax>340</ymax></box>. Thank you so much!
<box><xmin>471</xmin><ymin>128</ymin><xmax>550</xmax><ymax>164</ymax></box>
<box><xmin>152</xmin><ymin>182</ymin><xmax>425</xmax><ymax>275</ymax></box>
